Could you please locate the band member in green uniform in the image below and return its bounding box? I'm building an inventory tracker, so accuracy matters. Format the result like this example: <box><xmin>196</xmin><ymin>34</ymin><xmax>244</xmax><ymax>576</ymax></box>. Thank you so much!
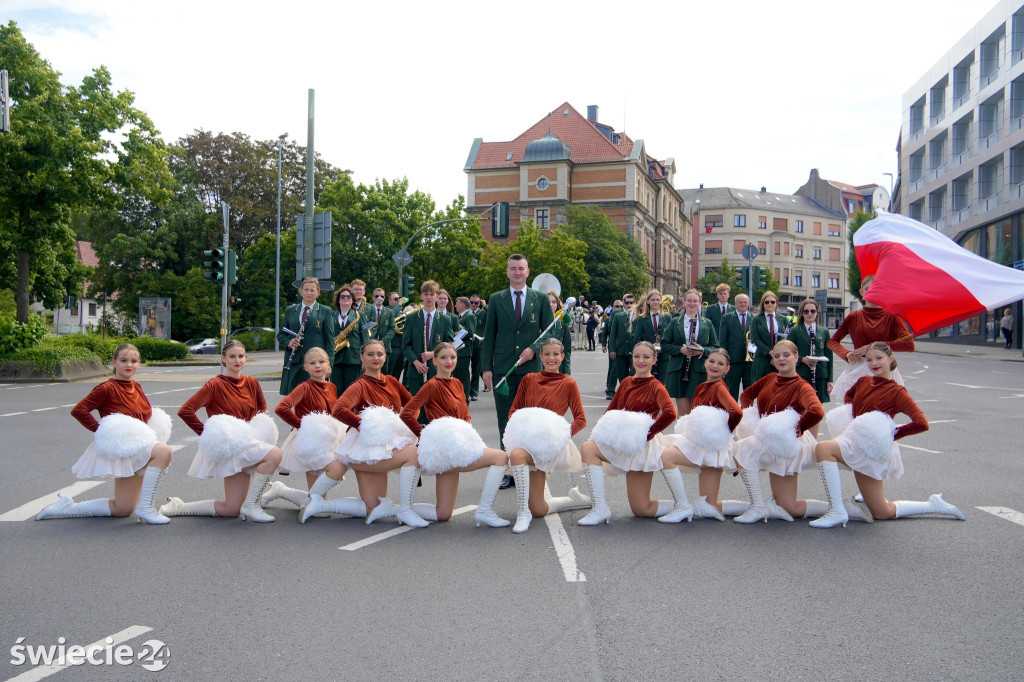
<box><xmin>718</xmin><ymin>293</ymin><xmax>753</xmax><ymax>399</ymax></box>
<box><xmin>365</xmin><ymin>287</ymin><xmax>396</xmax><ymax>348</ymax></box>
<box><xmin>402</xmin><ymin>280</ymin><xmax>456</xmax><ymax>396</ymax></box>
<box><xmin>607</xmin><ymin>294</ymin><xmax>637</xmax><ymax>383</ymax></box>
<box><xmin>387</xmin><ymin>291</ymin><xmax>405</xmax><ymax>378</ymax></box>
<box><xmin>789</xmin><ymin>297</ymin><xmax>834</xmax><ymax>436</ymax></box>
<box><xmin>661</xmin><ymin>288</ymin><xmax>719</xmax><ymax>416</ymax></box>
<box><xmin>631</xmin><ymin>289</ymin><xmax>670</xmax><ymax>385</ymax></box>
<box><xmin>547</xmin><ymin>291</ymin><xmax>573</xmax><ymax>375</ymax></box>
<box><xmin>601</xmin><ymin>300</ymin><xmax>623</xmax><ymax>398</ymax></box>
<box><xmin>469</xmin><ymin>294</ymin><xmax>486</xmax><ymax>398</ymax></box>
<box><xmin>277</xmin><ymin>276</ymin><xmax>336</xmax><ymax>395</ymax></box>
<box><xmin>454</xmin><ymin>296</ymin><xmax>477</xmax><ymax>402</ymax></box>
<box><xmin>705</xmin><ymin>283</ymin><xmax>735</xmax><ymax>335</ymax></box>
<box><xmin>331</xmin><ymin>284</ymin><xmax>366</xmax><ymax>395</ymax></box>
<box><xmin>481</xmin><ymin>254</ymin><xmax>554</xmax><ymax>450</ymax></box>
<box><xmin>749</xmin><ymin>290</ymin><xmax>782</xmax><ymax>383</ymax></box>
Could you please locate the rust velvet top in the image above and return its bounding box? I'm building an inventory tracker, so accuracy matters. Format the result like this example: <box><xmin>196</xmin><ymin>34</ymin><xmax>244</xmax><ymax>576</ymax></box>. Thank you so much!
<box><xmin>178</xmin><ymin>374</ymin><xmax>267</xmax><ymax>435</ymax></box>
<box><xmin>274</xmin><ymin>379</ymin><xmax>338</xmax><ymax>429</ymax></box>
<box><xmin>827</xmin><ymin>307</ymin><xmax>915</xmax><ymax>361</ymax></box>
<box><xmin>844</xmin><ymin>375</ymin><xmax>929</xmax><ymax>441</ymax></box>
<box><xmin>71</xmin><ymin>379</ymin><xmax>153</xmax><ymax>432</ymax></box>
<box><xmin>400</xmin><ymin>376</ymin><xmax>471</xmax><ymax>437</ymax></box>
<box><xmin>331</xmin><ymin>374</ymin><xmax>412</xmax><ymax>430</ymax></box>
<box><xmin>509</xmin><ymin>371</ymin><xmax>586</xmax><ymax>436</ymax></box>
<box><xmin>607</xmin><ymin>375</ymin><xmax>677</xmax><ymax>440</ymax></box>
<box><xmin>741</xmin><ymin>373</ymin><xmax>824</xmax><ymax>436</ymax></box>
<box><xmin>691</xmin><ymin>380</ymin><xmax>743</xmax><ymax>432</ymax></box>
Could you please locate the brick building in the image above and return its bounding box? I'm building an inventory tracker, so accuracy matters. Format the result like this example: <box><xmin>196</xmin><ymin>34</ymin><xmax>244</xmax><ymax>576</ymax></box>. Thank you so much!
<box><xmin>464</xmin><ymin>102</ymin><xmax>692</xmax><ymax>297</ymax></box>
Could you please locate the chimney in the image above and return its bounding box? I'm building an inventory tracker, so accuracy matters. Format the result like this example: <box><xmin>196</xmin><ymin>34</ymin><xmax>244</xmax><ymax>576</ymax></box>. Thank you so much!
<box><xmin>760</xmin><ymin>186</ymin><xmax>766</xmax><ymax>193</ymax></box>
<box><xmin>587</xmin><ymin>105</ymin><xmax>598</xmax><ymax>122</ymax></box>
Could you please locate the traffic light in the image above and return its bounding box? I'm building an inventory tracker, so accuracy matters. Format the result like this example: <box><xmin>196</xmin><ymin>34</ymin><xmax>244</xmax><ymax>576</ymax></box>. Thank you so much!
<box><xmin>203</xmin><ymin>248</ymin><xmax>226</xmax><ymax>282</ymax></box>
<box><xmin>227</xmin><ymin>249</ymin><xmax>238</xmax><ymax>285</ymax></box>
<box><xmin>230</xmin><ymin>296</ymin><xmax>241</xmax><ymax>306</ymax></box>
<box><xmin>401</xmin><ymin>274</ymin><xmax>416</xmax><ymax>298</ymax></box>
<box><xmin>734</xmin><ymin>266</ymin><xmax>750</xmax><ymax>290</ymax></box>
<box><xmin>491</xmin><ymin>201</ymin><xmax>509</xmax><ymax>239</ymax></box>
<box><xmin>755</xmin><ymin>265</ymin><xmax>768</xmax><ymax>290</ymax></box>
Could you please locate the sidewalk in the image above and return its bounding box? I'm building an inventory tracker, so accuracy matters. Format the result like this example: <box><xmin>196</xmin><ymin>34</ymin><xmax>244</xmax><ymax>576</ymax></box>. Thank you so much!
<box><xmin>911</xmin><ymin>339</ymin><xmax>1024</xmax><ymax>362</ymax></box>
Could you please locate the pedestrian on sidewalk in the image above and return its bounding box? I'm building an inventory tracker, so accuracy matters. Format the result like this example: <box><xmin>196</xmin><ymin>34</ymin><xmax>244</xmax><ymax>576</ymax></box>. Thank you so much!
<box><xmin>1001</xmin><ymin>308</ymin><xmax>1014</xmax><ymax>348</ymax></box>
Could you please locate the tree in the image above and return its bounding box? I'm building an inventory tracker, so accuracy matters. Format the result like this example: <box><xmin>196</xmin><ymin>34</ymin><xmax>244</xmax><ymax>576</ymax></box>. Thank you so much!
<box><xmin>563</xmin><ymin>205</ymin><xmax>649</xmax><ymax>304</ymax></box>
<box><xmin>412</xmin><ymin>196</ymin><xmax>489</xmax><ymax>299</ymax></box>
<box><xmin>1</xmin><ymin>22</ymin><xmax>157</xmax><ymax>322</ymax></box>
<box><xmin>696</xmin><ymin>258</ymin><xmax>740</xmax><ymax>300</ymax></box>
<box><xmin>846</xmin><ymin>209</ymin><xmax>876</xmax><ymax>302</ymax></box>
<box><xmin>470</xmin><ymin>221</ymin><xmax>588</xmax><ymax>300</ymax></box>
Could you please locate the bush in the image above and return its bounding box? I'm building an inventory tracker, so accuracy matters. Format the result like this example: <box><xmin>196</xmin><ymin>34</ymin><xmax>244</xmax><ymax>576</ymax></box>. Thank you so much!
<box><xmin>0</xmin><ymin>312</ymin><xmax>50</xmax><ymax>357</ymax></box>
<box><xmin>42</xmin><ymin>334</ymin><xmax>188</xmax><ymax>363</ymax></box>
<box><xmin>133</xmin><ymin>336</ymin><xmax>189</xmax><ymax>361</ymax></box>
<box><xmin>6</xmin><ymin>341</ymin><xmax>100</xmax><ymax>375</ymax></box>
<box><xmin>230</xmin><ymin>330</ymin><xmax>276</xmax><ymax>352</ymax></box>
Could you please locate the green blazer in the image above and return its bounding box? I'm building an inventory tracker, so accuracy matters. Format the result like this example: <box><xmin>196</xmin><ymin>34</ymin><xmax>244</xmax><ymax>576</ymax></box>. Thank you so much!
<box><xmin>661</xmin><ymin>314</ymin><xmax>720</xmax><ymax>378</ymax></box>
<box><xmin>277</xmin><ymin>302</ymin><xmax>336</xmax><ymax>395</ymax></box>
<box><xmin>705</xmin><ymin>302</ymin><xmax>735</xmax><ymax>335</ymax></box>
<box><xmin>402</xmin><ymin>308</ymin><xmax>456</xmax><ymax>365</ymax></box>
<box><xmin>456</xmin><ymin>310</ymin><xmax>476</xmax><ymax>358</ymax></box>
<box><xmin>389</xmin><ymin>304</ymin><xmax>406</xmax><ymax>351</ymax></box>
<box><xmin>631</xmin><ymin>312</ymin><xmax>671</xmax><ymax>377</ymax></box>
<box><xmin>554</xmin><ymin>318</ymin><xmax>572</xmax><ymax>374</ymax></box>
<box><xmin>608</xmin><ymin>311</ymin><xmax>637</xmax><ymax>355</ymax></box>
<box><xmin>472</xmin><ymin>306</ymin><xmax>487</xmax><ymax>348</ymax></box>
<box><xmin>364</xmin><ymin>305</ymin><xmax>396</xmax><ymax>347</ymax></box>
<box><xmin>718</xmin><ymin>311</ymin><xmax>752</xmax><ymax>368</ymax></box>
<box><xmin>481</xmin><ymin>287</ymin><xmax>554</xmax><ymax>376</ymax></box>
<box><xmin>788</xmin><ymin>323</ymin><xmax>834</xmax><ymax>401</ymax></box>
<box><xmin>332</xmin><ymin>307</ymin><xmax>366</xmax><ymax>366</ymax></box>
<box><xmin>749</xmin><ymin>314</ymin><xmax>783</xmax><ymax>380</ymax></box>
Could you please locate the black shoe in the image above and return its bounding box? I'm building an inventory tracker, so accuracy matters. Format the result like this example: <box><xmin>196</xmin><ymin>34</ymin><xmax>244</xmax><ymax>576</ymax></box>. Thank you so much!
<box><xmin>470</xmin><ymin>395</ymin><xmax>478</xmax><ymax>401</ymax></box>
<box><xmin>605</xmin><ymin>394</ymin><xmax>614</xmax><ymax>400</ymax></box>
<box><xmin>498</xmin><ymin>474</ymin><xmax>515</xmax><ymax>489</ymax></box>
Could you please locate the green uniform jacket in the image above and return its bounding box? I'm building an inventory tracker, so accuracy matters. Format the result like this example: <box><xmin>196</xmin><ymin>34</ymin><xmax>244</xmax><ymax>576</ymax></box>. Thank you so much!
<box><xmin>456</xmin><ymin>310</ymin><xmax>476</xmax><ymax>358</ymax></box>
<box><xmin>473</xmin><ymin>305</ymin><xmax>487</xmax><ymax>348</ymax></box>
<box><xmin>705</xmin><ymin>302</ymin><xmax>735</xmax><ymax>335</ymax></box>
<box><xmin>608</xmin><ymin>311</ymin><xmax>637</xmax><ymax>356</ymax></box>
<box><xmin>749</xmin><ymin>314</ymin><xmax>781</xmax><ymax>380</ymax></box>
<box><xmin>788</xmin><ymin>323</ymin><xmax>834</xmax><ymax>402</ymax></box>
<box><xmin>389</xmin><ymin>304</ymin><xmax>406</xmax><ymax>353</ymax></box>
<box><xmin>661</xmin><ymin>314</ymin><xmax>720</xmax><ymax>378</ymax></box>
<box><xmin>277</xmin><ymin>302</ymin><xmax>336</xmax><ymax>395</ymax></box>
<box><xmin>402</xmin><ymin>308</ymin><xmax>456</xmax><ymax>366</ymax></box>
<box><xmin>718</xmin><ymin>311</ymin><xmax>751</xmax><ymax>367</ymax></box>
<box><xmin>333</xmin><ymin>308</ymin><xmax>367</xmax><ymax>366</ymax></box>
<box><xmin>631</xmin><ymin>312</ymin><xmax>671</xmax><ymax>377</ymax></box>
<box><xmin>481</xmin><ymin>288</ymin><xmax>554</xmax><ymax>376</ymax></box>
<box><xmin>364</xmin><ymin>305</ymin><xmax>396</xmax><ymax>347</ymax></box>
<box><xmin>554</xmin><ymin>318</ymin><xmax>572</xmax><ymax>374</ymax></box>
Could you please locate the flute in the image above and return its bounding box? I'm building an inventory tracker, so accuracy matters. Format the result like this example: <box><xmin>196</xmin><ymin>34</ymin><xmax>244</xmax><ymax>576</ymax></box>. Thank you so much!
<box><xmin>282</xmin><ymin>315</ymin><xmax>308</xmax><ymax>371</ymax></box>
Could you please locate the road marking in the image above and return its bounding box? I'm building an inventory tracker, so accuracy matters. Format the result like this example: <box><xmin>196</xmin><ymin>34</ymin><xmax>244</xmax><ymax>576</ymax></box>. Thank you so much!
<box><xmin>899</xmin><ymin>444</ymin><xmax>942</xmax><ymax>454</ymax></box>
<box><xmin>946</xmin><ymin>382</ymin><xmax>1022</xmax><ymax>391</ymax></box>
<box><xmin>997</xmin><ymin>394</ymin><xmax>1024</xmax><ymax>399</ymax></box>
<box><xmin>2</xmin><ymin>411</ymin><xmax>28</xmax><ymax>417</ymax></box>
<box><xmin>339</xmin><ymin>505</ymin><xmax>476</xmax><ymax>551</ymax></box>
<box><xmin>916</xmin><ymin>399</ymin><xmax>939</xmax><ymax>402</ymax></box>
<box><xmin>6</xmin><ymin>625</ymin><xmax>154</xmax><ymax>681</ymax></box>
<box><xmin>31</xmin><ymin>407</ymin><xmax>58</xmax><ymax>412</ymax></box>
<box><xmin>0</xmin><ymin>481</ymin><xmax>105</xmax><ymax>521</ymax></box>
<box><xmin>928</xmin><ymin>420</ymin><xmax>957</xmax><ymax>424</ymax></box>
<box><xmin>976</xmin><ymin>506</ymin><xmax>1024</xmax><ymax>527</ymax></box>
<box><xmin>544</xmin><ymin>512</ymin><xmax>586</xmax><ymax>583</ymax></box>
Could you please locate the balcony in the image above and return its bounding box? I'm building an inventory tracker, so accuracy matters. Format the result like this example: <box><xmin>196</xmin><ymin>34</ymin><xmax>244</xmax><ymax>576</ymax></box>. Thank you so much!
<box><xmin>979</xmin><ymin>193</ymin><xmax>1001</xmax><ymax>212</ymax></box>
<box><xmin>952</xmin><ymin>207</ymin><xmax>972</xmax><ymax>224</ymax></box>
<box><xmin>929</xmin><ymin>164</ymin><xmax>948</xmax><ymax>181</ymax></box>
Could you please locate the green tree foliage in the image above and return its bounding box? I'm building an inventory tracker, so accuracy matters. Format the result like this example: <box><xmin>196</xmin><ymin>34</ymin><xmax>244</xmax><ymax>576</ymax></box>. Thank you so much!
<box><xmin>846</xmin><ymin>210</ymin><xmax>876</xmax><ymax>301</ymax></box>
<box><xmin>410</xmin><ymin>196</ymin><xmax>489</xmax><ymax>299</ymax></box>
<box><xmin>562</xmin><ymin>205</ymin><xmax>649</xmax><ymax>304</ymax></box>
<box><xmin>696</xmin><ymin>258</ymin><xmax>740</xmax><ymax>300</ymax></box>
<box><xmin>0</xmin><ymin>22</ymin><xmax>158</xmax><ymax>322</ymax></box>
<box><xmin>471</xmin><ymin>221</ymin><xmax>588</xmax><ymax>300</ymax></box>
<box><xmin>755</xmin><ymin>265</ymin><xmax>782</xmax><ymax>305</ymax></box>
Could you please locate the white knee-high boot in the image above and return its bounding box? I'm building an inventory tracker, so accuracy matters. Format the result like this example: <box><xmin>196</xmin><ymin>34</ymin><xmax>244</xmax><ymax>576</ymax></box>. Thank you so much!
<box><xmin>578</xmin><ymin>464</ymin><xmax>611</xmax><ymax>525</ymax></box>
<box><xmin>134</xmin><ymin>467</ymin><xmax>170</xmax><ymax>524</ymax></box>
<box><xmin>260</xmin><ymin>480</ymin><xmax>309</xmax><ymax>507</ymax></box>
<box><xmin>474</xmin><ymin>465</ymin><xmax>511</xmax><ymax>528</ymax></box>
<box><xmin>511</xmin><ymin>464</ymin><xmax>532</xmax><ymax>533</ymax></box>
<box><xmin>894</xmin><ymin>494</ymin><xmax>966</xmax><ymax>520</ymax></box>
<box><xmin>809</xmin><ymin>461</ymin><xmax>849</xmax><ymax>528</ymax></box>
<box><xmin>36</xmin><ymin>495</ymin><xmax>111</xmax><ymax>520</ymax></box>
<box><xmin>544</xmin><ymin>483</ymin><xmax>591</xmax><ymax>514</ymax></box>
<box><xmin>658</xmin><ymin>468</ymin><xmax>694</xmax><ymax>523</ymax></box>
<box><xmin>720</xmin><ymin>500</ymin><xmax>750</xmax><ymax>516</ymax></box>
<box><xmin>734</xmin><ymin>470</ymin><xmax>769</xmax><ymax>524</ymax></box>
<box><xmin>300</xmin><ymin>473</ymin><xmax>343</xmax><ymax>523</ymax></box>
<box><xmin>240</xmin><ymin>472</ymin><xmax>275</xmax><ymax>522</ymax></box>
<box><xmin>396</xmin><ymin>467</ymin><xmax>429</xmax><ymax>528</ymax></box>
<box><xmin>159</xmin><ymin>498</ymin><xmax>217</xmax><ymax>517</ymax></box>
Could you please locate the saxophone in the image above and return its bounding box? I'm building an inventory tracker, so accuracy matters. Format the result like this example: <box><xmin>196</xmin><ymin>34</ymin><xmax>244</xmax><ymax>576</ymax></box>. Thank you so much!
<box><xmin>334</xmin><ymin>310</ymin><xmax>360</xmax><ymax>353</ymax></box>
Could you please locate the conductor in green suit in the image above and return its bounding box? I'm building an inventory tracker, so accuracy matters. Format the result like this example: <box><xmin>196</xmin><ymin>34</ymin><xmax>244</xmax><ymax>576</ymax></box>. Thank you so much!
<box><xmin>402</xmin><ymin>280</ymin><xmax>456</xmax><ymax>396</ymax></box>
<box><xmin>277</xmin><ymin>277</ymin><xmax>337</xmax><ymax>395</ymax></box>
<box><xmin>482</xmin><ymin>254</ymin><xmax>554</xmax><ymax>452</ymax></box>
<box><xmin>705</xmin><ymin>283</ymin><xmax>735</xmax><ymax>335</ymax></box>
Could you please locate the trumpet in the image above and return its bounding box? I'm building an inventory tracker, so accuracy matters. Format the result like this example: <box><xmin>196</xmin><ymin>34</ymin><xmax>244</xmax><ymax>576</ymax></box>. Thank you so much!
<box><xmin>661</xmin><ymin>295</ymin><xmax>673</xmax><ymax>315</ymax></box>
<box><xmin>393</xmin><ymin>304</ymin><xmax>422</xmax><ymax>336</ymax></box>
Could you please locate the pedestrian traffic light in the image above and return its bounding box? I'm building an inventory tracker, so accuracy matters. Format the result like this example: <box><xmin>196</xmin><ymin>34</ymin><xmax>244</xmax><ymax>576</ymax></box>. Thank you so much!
<box><xmin>227</xmin><ymin>249</ymin><xmax>238</xmax><ymax>285</ymax></box>
<box><xmin>491</xmin><ymin>201</ymin><xmax>509</xmax><ymax>239</ymax></box>
<box><xmin>755</xmin><ymin>265</ymin><xmax>768</xmax><ymax>290</ymax></box>
<box><xmin>230</xmin><ymin>296</ymin><xmax>241</xmax><ymax>306</ymax></box>
<box><xmin>203</xmin><ymin>248</ymin><xmax>226</xmax><ymax>283</ymax></box>
<box><xmin>401</xmin><ymin>274</ymin><xmax>416</xmax><ymax>298</ymax></box>
<box><xmin>735</xmin><ymin>266</ymin><xmax>750</xmax><ymax>289</ymax></box>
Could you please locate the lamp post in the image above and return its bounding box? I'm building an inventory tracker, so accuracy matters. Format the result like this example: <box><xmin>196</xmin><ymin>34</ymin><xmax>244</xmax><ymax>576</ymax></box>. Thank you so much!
<box><xmin>275</xmin><ymin>132</ymin><xmax>288</xmax><ymax>352</ymax></box>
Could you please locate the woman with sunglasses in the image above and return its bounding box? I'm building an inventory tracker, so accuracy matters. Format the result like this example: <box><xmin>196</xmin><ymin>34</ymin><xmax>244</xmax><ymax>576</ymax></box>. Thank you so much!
<box><xmin>748</xmin><ymin>291</ymin><xmax>782</xmax><ymax>384</ymax></box>
<box><xmin>827</xmin><ymin>274</ymin><xmax>913</xmax><ymax>402</ymax></box>
<box><xmin>331</xmin><ymin>284</ymin><xmax>366</xmax><ymax>396</ymax></box>
<box><xmin>788</xmin><ymin>298</ymin><xmax>834</xmax><ymax>435</ymax></box>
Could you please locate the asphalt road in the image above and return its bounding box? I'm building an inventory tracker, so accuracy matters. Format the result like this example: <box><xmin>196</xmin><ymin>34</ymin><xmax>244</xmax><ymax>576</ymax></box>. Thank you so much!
<box><xmin>1</xmin><ymin>345</ymin><xmax>1022</xmax><ymax>681</ymax></box>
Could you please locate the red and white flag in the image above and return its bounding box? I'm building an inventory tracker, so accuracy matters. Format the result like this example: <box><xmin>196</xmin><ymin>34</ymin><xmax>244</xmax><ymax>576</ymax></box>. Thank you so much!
<box><xmin>853</xmin><ymin>213</ymin><xmax>1024</xmax><ymax>335</ymax></box>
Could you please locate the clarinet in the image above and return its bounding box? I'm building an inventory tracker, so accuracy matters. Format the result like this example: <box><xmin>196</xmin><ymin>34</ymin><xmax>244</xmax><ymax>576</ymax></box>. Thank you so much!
<box><xmin>283</xmin><ymin>308</ymin><xmax>310</xmax><ymax>371</ymax></box>
<box><xmin>809</xmin><ymin>325</ymin><xmax>817</xmax><ymax>388</ymax></box>
<box><xmin>682</xmin><ymin>317</ymin><xmax>697</xmax><ymax>383</ymax></box>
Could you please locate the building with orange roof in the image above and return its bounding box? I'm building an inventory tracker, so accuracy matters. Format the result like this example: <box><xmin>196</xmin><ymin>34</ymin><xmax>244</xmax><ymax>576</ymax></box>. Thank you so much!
<box><xmin>794</xmin><ymin>168</ymin><xmax>890</xmax><ymax>217</ymax></box>
<box><xmin>464</xmin><ymin>103</ymin><xmax>691</xmax><ymax>297</ymax></box>
<box><xmin>31</xmin><ymin>241</ymin><xmax>112</xmax><ymax>334</ymax></box>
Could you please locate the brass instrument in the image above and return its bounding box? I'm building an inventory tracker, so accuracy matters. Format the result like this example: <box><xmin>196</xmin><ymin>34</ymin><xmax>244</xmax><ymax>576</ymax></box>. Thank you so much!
<box><xmin>393</xmin><ymin>304</ymin><xmax>422</xmax><ymax>337</ymax></box>
<box><xmin>661</xmin><ymin>295</ymin><xmax>673</xmax><ymax>315</ymax></box>
<box><xmin>334</xmin><ymin>310</ymin><xmax>360</xmax><ymax>353</ymax></box>
<box><xmin>745</xmin><ymin>331</ymin><xmax>754</xmax><ymax>362</ymax></box>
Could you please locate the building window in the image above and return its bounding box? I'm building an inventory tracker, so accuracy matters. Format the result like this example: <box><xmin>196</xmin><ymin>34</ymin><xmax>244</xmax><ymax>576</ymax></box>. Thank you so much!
<box><xmin>757</xmin><ymin>218</ymin><xmax>767</xmax><ymax>229</ymax></box>
<box><xmin>758</xmin><ymin>245</ymin><xmax>766</xmax><ymax>255</ymax></box>
<box><xmin>537</xmin><ymin>177</ymin><xmax>549</xmax><ymax>191</ymax></box>
<box><xmin>774</xmin><ymin>242</ymin><xmax>781</xmax><ymax>256</ymax></box>
<box><xmin>795</xmin><ymin>246</ymin><xmax>803</xmax><ymax>258</ymax></box>
<box><xmin>795</xmin><ymin>220</ymin><xmax>804</xmax><ymax>232</ymax></box>
<box><xmin>813</xmin><ymin>247</ymin><xmax>822</xmax><ymax>259</ymax></box>
<box><xmin>536</xmin><ymin>209</ymin><xmax>550</xmax><ymax>229</ymax></box>
<box><xmin>782</xmin><ymin>276</ymin><xmax>789</xmax><ymax>285</ymax></box>
<box><xmin>794</xmin><ymin>274</ymin><xmax>803</xmax><ymax>286</ymax></box>
<box><xmin>829</xmin><ymin>276</ymin><xmax>840</xmax><ymax>289</ymax></box>
<box><xmin>828</xmin><ymin>224</ymin><xmax>841</xmax><ymax>236</ymax></box>
<box><xmin>812</xmin><ymin>273</ymin><xmax>821</xmax><ymax>288</ymax></box>
<box><xmin>88</xmin><ymin>302</ymin><xmax>97</xmax><ymax>317</ymax></box>
<box><xmin>829</xmin><ymin>247</ymin><xmax>841</xmax><ymax>261</ymax></box>
<box><xmin>705</xmin><ymin>214</ymin><xmax>723</xmax><ymax>229</ymax></box>
<box><xmin>734</xmin><ymin>214</ymin><xmax>746</xmax><ymax>227</ymax></box>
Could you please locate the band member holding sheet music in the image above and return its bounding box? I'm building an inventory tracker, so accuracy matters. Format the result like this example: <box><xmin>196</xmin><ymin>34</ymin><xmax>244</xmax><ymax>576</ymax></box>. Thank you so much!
<box><xmin>402</xmin><ymin>280</ymin><xmax>456</xmax><ymax>397</ymax></box>
<box><xmin>278</xmin><ymin>277</ymin><xmax>336</xmax><ymax>396</ymax></box>
<box><xmin>331</xmin><ymin>284</ymin><xmax>367</xmax><ymax>396</ymax></box>
<box><xmin>789</xmin><ymin>298</ymin><xmax>834</xmax><ymax>437</ymax></box>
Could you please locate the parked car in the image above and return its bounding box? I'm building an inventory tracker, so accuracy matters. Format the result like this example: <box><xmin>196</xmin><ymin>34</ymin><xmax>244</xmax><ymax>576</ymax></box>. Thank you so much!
<box><xmin>188</xmin><ymin>338</ymin><xmax>220</xmax><ymax>354</ymax></box>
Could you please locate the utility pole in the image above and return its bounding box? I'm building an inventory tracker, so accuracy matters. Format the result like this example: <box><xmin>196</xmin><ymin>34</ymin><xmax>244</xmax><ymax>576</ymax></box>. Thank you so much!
<box><xmin>304</xmin><ymin>89</ymin><xmax>315</xmax><ymax>279</ymax></box>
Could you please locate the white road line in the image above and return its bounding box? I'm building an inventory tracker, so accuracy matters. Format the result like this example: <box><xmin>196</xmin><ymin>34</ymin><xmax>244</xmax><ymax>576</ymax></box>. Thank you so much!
<box><xmin>339</xmin><ymin>505</ymin><xmax>476</xmax><ymax>551</ymax></box>
<box><xmin>928</xmin><ymin>419</ymin><xmax>958</xmax><ymax>424</ymax></box>
<box><xmin>899</xmin><ymin>444</ymin><xmax>942</xmax><ymax>454</ymax></box>
<box><xmin>997</xmin><ymin>394</ymin><xmax>1024</xmax><ymax>399</ymax></box>
<box><xmin>543</xmin><ymin>513</ymin><xmax>586</xmax><ymax>583</ymax></box>
<box><xmin>31</xmin><ymin>407</ymin><xmax>58</xmax><ymax>412</ymax></box>
<box><xmin>6</xmin><ymin>625</ymin><xmax>153</xmax><ymax>681</ymax></box>
<box><xmin>976</xmin><ymin>506</ymin><xmax>1024</xmax><ymax>526</ymax></box>
<box><xmin>946</xmin><ymin>382</ymin><xmax>1022</xmax><ymax>391</ymax></box>
<box><xmin>2</xmin><ymin>411</ymin><xmax>28</xmax><ymax>417</ymax></box>
<box><xmin>916</xmin><ymin>399</ymin><xmax>940</xmax><ymax>402</ymax></box>
<box><xmin>0</xmin><ymin>481</ymin><xmax>105</xmax><ymax>522</ymax></box>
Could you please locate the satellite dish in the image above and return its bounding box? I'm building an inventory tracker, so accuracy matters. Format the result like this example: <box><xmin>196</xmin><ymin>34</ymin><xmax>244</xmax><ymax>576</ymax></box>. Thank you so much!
<box><xmin>531</xmin><ymin>273</ymin><xmax>561</xmax><ymax>298</ymax></box>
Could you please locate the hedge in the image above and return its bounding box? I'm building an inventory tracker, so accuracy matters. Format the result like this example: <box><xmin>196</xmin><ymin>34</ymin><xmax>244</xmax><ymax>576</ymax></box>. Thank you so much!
<box><xmin>6</xmin><ymin>342</ymin><xmax>100</xmax><ymax>376</ymax></box>
<box><xmin>230</xmin><ymin>331</ymin><xmax>277</xmax><ymax>352</ymax></box>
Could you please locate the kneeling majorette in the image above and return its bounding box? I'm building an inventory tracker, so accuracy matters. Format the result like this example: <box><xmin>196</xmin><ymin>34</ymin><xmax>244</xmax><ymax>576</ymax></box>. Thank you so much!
<box><xmin>811</xmin><ymin>342</ymin><xmax>964</xmax><ymax>527</ymax></box>
<box><xmin>399</xmin><ymin>342</ymin><xmax>510</xmax><ymax>527</ymax></box>
<box><xmin>36</xmin><ymin>343</ymin><xmax>173</xmax><ymax>524</ymax></box>
<box><xmin>260</xmin><ymin>347</ymin><xmax>357</xmax><ymax>516</ymax></box>
<box><xmin>503</xmin><ymin>338</ymin><xmax>590</xmax><ymax>533</ymax></box>
<box><xmin>300</xmin><ymin>339</ymin><xmax>427</xmax><ymax>527</ymax></box>
<box><xmin>160</xmin><ymin>340</ymin><xmax>283</xmax><ymax>522</ymax></box>
<box><xmin>730</xmin><ymin>340</ymin><xmax>846</xmax><ymax>524</ymax></box>
<box><xmin>670</xmin><ymin>348</ymin><xmax>744</xmax><ymax>521</ymax></box>
<box><xmin>577</xmin><ymin>341</ymin><xmax>704</xmax><ymax>525</ymax></box>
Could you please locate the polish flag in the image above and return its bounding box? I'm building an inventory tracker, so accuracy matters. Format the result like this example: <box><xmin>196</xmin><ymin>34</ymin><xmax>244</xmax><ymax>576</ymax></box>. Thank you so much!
<box><xmin>853</xmin><ymin>213</ymin><xmax>1024</xmax><ymax>335</ymax></box>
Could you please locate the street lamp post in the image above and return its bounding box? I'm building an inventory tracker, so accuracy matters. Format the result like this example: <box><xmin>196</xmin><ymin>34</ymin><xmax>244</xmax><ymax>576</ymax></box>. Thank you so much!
<box><xmin>275</xmin><ymin>132</ymin><xmax>287</xmax><ymax>352</ymax></box>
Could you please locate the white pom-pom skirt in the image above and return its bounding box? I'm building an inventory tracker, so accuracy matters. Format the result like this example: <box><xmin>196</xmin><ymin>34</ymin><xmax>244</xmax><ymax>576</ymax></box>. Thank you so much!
<box><xmin>835</xmin><ymin>435</ymin><xmax>904</xmax><ymax>481</ymax></box>
<box><xmin>280</xmin><ymin>413</ymin><xmax>347</xmax><ymax>473</ymax></box>
<box><xmin>188</xmin><ymin>414</ymin><xmax>277</xmax><ymax>479</ymax></box>
<box><xmin>673</xmin><ymin>407</ymin><xmax>734</xmax><ymax>469</ymax></box>
<box><xmin>829</xmin><ymin>358</ymin><xmax>905</xmax><ymax>403</ymax></box>
<box><xmin>503</xmin><ymin>407</ymin><xmax>581</xmax><ymax>474</ymax></box>
<box><xmin>334</xmin><ymin>411</ymin><xmax>416</xmax><ymax>466</ymax></box>
<box><xmin>72</xmin><ymin>414</ymin><xmax>159</xmax><ymax>480</ymax></box>
<box><xmin>599</xmin><ymin>433</ymin><xmax>675</xmax><ymax>477</ymax></box>
<box><xmin>732</xmin><ymin>431</ymin><xmax>817</xmax><ymax>477</ymax></box>
<box><xmin>417</xmin><ymin>417</ymin><xmax>487</xmax><ymax>475</ymax></box>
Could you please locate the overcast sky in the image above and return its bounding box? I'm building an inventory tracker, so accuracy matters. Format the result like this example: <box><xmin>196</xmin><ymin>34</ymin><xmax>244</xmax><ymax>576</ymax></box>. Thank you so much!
<box><xmin>3</xmin><ymin>0</ymin><xmax>997</xmax><ymax>209</ymax></box>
